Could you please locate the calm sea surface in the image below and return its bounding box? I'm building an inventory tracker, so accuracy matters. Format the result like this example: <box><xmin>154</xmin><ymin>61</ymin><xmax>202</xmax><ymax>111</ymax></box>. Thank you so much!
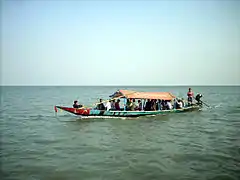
<box><xmin>1</xmin><ymin>86</ymin><xmax>240</xmax><ymax>180</ymax></box>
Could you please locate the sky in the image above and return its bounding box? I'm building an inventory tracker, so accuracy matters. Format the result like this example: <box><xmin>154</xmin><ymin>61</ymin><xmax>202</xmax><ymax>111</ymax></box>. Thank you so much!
<box><xmin>1</xmin><ymin>0</ymin><xmax>240</xmax><ymax>86</ymax></box>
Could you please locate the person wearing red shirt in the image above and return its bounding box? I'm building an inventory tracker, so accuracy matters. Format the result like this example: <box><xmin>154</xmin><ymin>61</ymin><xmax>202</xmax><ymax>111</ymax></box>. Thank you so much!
<box><xmin>187</xmin><ymin>88</ymin><xmax>194</xmax><ymax>105</ymax></box>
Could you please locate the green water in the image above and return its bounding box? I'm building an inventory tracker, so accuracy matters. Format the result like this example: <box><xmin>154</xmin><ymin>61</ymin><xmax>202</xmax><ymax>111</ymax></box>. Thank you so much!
<box><xmin>1</xmin><ymin>86</ymin><xmax>240</xmax><ymax>180</ymax></box>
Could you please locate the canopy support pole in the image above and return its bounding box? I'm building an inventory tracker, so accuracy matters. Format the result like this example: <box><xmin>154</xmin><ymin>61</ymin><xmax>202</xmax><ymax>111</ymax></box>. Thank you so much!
<box><xmin>142</xmin><ymin>99</ymin><xmax>145</xmax><ymax>111</ymax></box>
<box><xmin>124</xmin><ymin>98</ymin><xmax>126</xmax><ymax>111</ymax></box>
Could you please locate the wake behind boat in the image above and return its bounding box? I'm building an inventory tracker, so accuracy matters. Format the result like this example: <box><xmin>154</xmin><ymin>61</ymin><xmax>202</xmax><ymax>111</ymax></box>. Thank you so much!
<box><xmin>54</xmin><ymin>89</ymin><xmax>203</xmax><ymax>117</ymax></box>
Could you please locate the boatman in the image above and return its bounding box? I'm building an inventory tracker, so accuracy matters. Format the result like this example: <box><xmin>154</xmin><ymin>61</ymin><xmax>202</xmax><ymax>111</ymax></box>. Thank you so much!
<box><xmin>195</xmin><ymin>93</ymin><xmax>203</xmax><ymax>105</ymax></box>
<box><xmin>187</xmin><ymin>88</ymin><xmax>194</xmax><ymax>106</ymax></box>
<box><xmin>73</xmin><ymin>100</ymin><xmax>83</xmax><ymax>108</ymax></box>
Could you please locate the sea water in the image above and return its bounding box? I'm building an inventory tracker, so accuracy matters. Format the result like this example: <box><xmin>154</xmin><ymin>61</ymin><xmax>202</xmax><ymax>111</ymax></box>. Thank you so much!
<box><xmin>1</xmin><ymin>86</ymin><xmax>240</xmax><ymax>180</ymax></box>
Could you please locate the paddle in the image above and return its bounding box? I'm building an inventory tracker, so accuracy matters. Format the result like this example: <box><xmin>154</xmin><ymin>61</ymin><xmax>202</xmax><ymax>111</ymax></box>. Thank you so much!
<box><xmin>193</xmin><ymin>97</ymin><xmax>210</xmax><ymax>108</ymax></box>
<box><xmin>200</xmin><ymin>100</ymin><xmax>210</xmax><ymax>107</ymax></box>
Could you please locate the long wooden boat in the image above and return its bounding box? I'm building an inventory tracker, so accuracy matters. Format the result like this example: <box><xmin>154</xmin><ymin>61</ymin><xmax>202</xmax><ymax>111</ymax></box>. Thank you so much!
<box><xmin>54</xmin><ymin>89</ymin><xmax>202</xmax><ymax>117</ymax></box>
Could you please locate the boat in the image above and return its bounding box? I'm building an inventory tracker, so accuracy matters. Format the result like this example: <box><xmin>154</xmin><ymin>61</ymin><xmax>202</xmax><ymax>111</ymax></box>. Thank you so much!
<box><xmin>54</xmin><ymin>89</ymin><xmax>202</xmax><ymax>117</ymax></box>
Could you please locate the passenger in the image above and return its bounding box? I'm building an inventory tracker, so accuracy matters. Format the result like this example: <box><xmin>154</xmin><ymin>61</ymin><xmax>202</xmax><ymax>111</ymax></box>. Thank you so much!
<box><xmin>111</xmin><ymin>99</ymin><xmax>116</xmax><ymax>110</ymax></box>
<box><xmin>73</xmin><ymin>100</ymin><xmax>82</xmax><ymax>108</ymax></box>
<box><xmin>155</xmin><ymin>99</ymin><xmax>159</xmax><ymax>110</ymax></box>
<box><xmin>178</xmin><ymin>100</ymin><xmax>183</xmax><ymax>108</ymax></box>
<box><xmin>149</xmin><ymin>99</ymin><xmax>153</xmax><ymax>110</ymax></box>
<box><xmin>176</xmin><ymin>99</ymin><xmax>183</xmax><ymax>109</ymax></box>
<box><xmin>105</xmin><ymin>100</ymin><xmax>111</xmax><ymax>111</ymax></box>
<box><xmin>157</xmin><ymin>99</ymin><xmax>162</xmax><ymax>110</ymax></box>
<box><xmin>130</xmin><ymin>99</ymin><xmax>136</xmax><ymax>111</ymax></box>
<box><xmin>132</xmin><ymin>99</ymin><xmax>137</xmax><ymax>111</ymax></box>
<box><xmin>173</xmin><ymin>99</ymin><xmax>178</xmax><ymax>109</ymax></box>
<box><xmin>181</xmin><ymin>98</ymin><xmax>185</xmax><ymax>107</ymax></box>
<box><xmin>151</xmin><ymin>99</ymin><xmax>157</xmax><ymax>111</ymax></box>
<box><xmin>115</xmin><ymin>99</ymin><xmax>121</xmax><ymax>110</ymax></box>
<box><xmin>97</xmin><ymin>99</ymin><xmax>105</xmax><ymax>110</ymax></box>
<box><xmin>145</xmin><ymin>99</ymin><xmax>151</xmax><ymax>111</ymax></box>
<box><xmin>166</xmin><ymin>100</ymin><xmax>172</xmax><ymax>110</ymax></box>
<box><xmin>163</xmin><ymin>100</ymin><xmax>168</xmax><ymax>110</ymax></box>
<box><xmin>134</xmin><ymin>100</ymin><xmax>139</xmax><ymax>110</ymax></box>
<box><xmin>187</xmin><ymin>88</ymin><xmax>194</xmax><ymax>106</ymax></box>
<box><xmin>161</xmin><ymin>100</ymin><xmax>165</xmax><ymax>110</ymax></box>
<box><xmin>126</xmin><ymin>99</ymin><xmax>131</xmax><ymax>111</ymax></box>
<box><xmin>137</xmin><ymin>100</ymin><xmax>142</xmax><ymax>111</ymax></box>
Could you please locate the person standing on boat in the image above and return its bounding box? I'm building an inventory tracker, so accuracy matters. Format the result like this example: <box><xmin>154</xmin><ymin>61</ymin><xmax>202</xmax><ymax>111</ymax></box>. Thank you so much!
<box><xmin>187</xmin><ymin>88</ymin><xmax>194</xmax><ymax>106</ymax></box>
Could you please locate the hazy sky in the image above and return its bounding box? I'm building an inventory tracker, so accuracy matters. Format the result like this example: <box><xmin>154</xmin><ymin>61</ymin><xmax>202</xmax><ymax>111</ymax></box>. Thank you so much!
<box><xmin>1</xmin><ymin>0</ymin><xmax>240</xmax><ymax>85</ymax></box>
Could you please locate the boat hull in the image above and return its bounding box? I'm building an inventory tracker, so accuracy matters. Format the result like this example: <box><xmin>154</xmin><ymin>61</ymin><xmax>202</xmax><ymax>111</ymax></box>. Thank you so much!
<box><xmin>55</xmin><ymin>106</ymin><xmax>201</xmax><ymax>117</ymax></box>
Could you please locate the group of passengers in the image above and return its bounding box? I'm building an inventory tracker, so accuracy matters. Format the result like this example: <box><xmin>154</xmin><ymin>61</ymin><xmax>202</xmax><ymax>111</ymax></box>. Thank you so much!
<box><xmin>137</xmin><ymin>98</ymin><xmax>185</xmax><ymax>111</ymax></box>
<box><xmin>95</xmin><ymin>98</ymin><xmax>186</xmax><ymax>111</ymax></box>
<box><xmin>96</xmin><ymin>99</ymin><xmax>121</xmax><ymax>111</ymax></box>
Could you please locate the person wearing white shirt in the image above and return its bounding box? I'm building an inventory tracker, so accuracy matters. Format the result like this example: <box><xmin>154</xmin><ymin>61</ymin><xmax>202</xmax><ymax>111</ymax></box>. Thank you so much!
<box><xmin>105</xmin><ymin>100</ymin><xmax>111</xmax><ymax>111</ymax></box>
<box><xmin>166</xmin><ymin>101</ymin><xmax>172</xmax><ymax>110</ymax></box>
<box><xmin>178</xmin><ymin>100</ymin><xmax>183</xmax><ymax>108</ymax></box>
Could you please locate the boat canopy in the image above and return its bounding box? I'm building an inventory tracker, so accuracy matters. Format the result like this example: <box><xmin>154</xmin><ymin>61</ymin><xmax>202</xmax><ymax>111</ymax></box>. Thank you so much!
<box><xmin>110</xmin><ymin>89</ymin><xmax>176</xmax><ymax>100</ymax></box>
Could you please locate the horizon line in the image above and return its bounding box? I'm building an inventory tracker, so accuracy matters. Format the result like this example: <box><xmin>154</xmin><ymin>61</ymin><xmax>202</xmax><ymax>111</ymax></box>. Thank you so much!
<box><xmin>1</xmin><ymin>85</ymin><xmax>240</xmax><ymax>87</ymax></box>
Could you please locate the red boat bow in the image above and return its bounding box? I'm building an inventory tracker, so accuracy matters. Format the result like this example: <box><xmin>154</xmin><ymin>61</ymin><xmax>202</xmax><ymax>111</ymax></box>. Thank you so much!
<box><xmin>55</xmin><ymin>106</ymin><xmax>91</xmax><ymax>116</ymax></box>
